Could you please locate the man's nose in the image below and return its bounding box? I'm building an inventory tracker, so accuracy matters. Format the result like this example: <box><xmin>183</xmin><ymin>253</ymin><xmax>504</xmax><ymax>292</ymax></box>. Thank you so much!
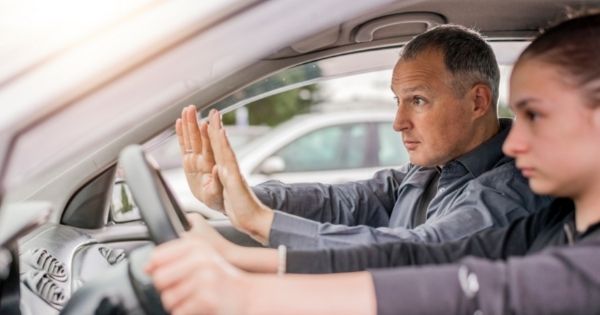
<box><xmin>393</xmin><ymin>103</ymin><xmax>411</xmax><ymax>132</ymax></box>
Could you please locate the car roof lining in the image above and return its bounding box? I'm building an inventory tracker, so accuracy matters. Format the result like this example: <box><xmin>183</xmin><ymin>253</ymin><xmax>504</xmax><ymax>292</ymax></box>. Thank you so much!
<box><xmin>267</xmin><ymin>0</ymin><xmax>577</xmax><ymax>59</ymax></box>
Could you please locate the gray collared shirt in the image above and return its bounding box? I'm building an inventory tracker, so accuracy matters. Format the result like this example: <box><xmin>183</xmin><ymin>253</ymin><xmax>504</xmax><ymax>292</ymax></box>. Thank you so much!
<box><xmin>253</xmin><ymin>119</ymin><xmax>552</xmax><ymax>249</ymax></box>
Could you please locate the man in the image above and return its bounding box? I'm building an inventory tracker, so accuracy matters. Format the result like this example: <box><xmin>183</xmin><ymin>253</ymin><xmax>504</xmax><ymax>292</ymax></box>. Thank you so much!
<box><xmin>178</xmin><ymin>25</ymin><xmax>550</xmax><ymax>249</ymax></box>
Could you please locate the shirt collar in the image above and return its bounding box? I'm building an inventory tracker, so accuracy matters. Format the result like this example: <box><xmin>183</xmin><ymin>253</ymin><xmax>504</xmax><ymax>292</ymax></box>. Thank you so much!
<box><xmin>580</xmin><ymin>220</ymin><xmax>600</xmax><ymax>239</ymax></box>
<box><xmin>455</xmin><ymin>118</ymin><xmax>513</xmax><ymax>178</ymax></box>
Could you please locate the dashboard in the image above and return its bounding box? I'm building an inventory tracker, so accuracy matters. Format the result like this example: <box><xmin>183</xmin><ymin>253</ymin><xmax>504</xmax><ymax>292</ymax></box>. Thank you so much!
<box><xmin>17</xmin><ymin>223</ymin><xmax>150</xmax><ymax>314</ymax></box>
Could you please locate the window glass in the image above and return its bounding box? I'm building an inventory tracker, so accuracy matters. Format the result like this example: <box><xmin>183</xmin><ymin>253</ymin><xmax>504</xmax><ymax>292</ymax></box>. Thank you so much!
<box><xmin>275</xmin><ymin>123</ymin><xmax>368</xmax><ymax>172</ymax></box>
<box><xmin>345</xmin><ymin>124</ymin><xmax>368</xmax><ymax>168</ymax></box>
<box><xmin>377</xmin><ymin>122</ymin><xmax>408</xmax><ymax>167</ymax></box>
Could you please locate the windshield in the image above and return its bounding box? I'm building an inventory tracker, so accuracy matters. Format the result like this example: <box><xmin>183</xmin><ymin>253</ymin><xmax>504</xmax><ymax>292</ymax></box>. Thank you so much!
<box><xmin>0</xmin><ymin>0</ymin><xmax>156</xmax><ymax>127</ymax></box>
<box><xmin>0</xmin><ymin>0</ymin><xmax>155</xmax><ymax>85</ymax></box>
<box><xmin>0</xmin><ymin>0</ymin><xmax>251</xmax><ymax>204</ymax></box>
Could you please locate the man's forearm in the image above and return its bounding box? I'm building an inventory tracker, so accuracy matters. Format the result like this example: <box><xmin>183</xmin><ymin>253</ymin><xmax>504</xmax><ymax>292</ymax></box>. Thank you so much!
<box><xmin>243</xmin><ymin>272</ymin><xmax>376</xmax><ymax>315</ymax></box>
<box><xmin>253</xmin><ymin>175</ymin><xmax>398</xmax><ymax>226</ymax></box>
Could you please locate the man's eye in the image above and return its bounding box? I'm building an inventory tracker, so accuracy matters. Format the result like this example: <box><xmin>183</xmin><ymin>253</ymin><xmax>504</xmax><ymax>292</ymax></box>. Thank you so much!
<box><xmin>393</xmin><ymin>96</ymin><xmax>400</xmax><ymax>106</ymax></box>
<box><xmin>412</xmin><ymin>96</ymin><xmax>426</xmax><ymax>106</ymax></box>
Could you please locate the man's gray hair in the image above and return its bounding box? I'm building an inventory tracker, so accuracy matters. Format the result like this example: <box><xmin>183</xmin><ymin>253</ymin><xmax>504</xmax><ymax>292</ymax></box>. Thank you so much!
<box><xmin>401</xmin><ymin>24</ymin><xmax>500</xmax><ymax>107</ymax></box>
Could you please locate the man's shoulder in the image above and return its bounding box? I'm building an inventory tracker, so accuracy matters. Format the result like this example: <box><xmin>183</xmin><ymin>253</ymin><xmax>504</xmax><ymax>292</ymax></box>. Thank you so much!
<box><xmin>468</xmin><ymin>158</ymin><xmax>530</xmax><ymax>191</ymax></box>
<box><xmin>477</xmin><ymin>157</ymin><xmax>519</xmax><ymax>179</ymax></box>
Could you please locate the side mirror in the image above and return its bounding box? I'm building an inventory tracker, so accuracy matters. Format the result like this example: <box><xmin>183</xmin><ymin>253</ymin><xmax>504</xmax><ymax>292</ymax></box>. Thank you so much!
<box><xmin>258</xmin><ymin>156</ymin><xmax>285</xmax><ymax>175</ymax></box>
<box><xmin>110</xmin><ymin>180</ymin><xmax>142</xmax><ymax>223</ymax></box>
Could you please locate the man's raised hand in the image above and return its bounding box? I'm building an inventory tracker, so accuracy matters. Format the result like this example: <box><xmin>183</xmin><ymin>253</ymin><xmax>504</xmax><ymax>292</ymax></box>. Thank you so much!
<box><xmin>176</xmin><ymin>105</ymin><xmax>224</xmax><ymax>211</ymax></box>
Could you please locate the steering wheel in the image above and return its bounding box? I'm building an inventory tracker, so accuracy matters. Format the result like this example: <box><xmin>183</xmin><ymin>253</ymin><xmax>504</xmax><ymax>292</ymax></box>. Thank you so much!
<box><xmin>119</xmin><ymin>145</ymin><xmax>190</xmax><ymax>244</ymax></box>
<box><xmin>61</xmin><ymin>145</ymin><xmax>191</xmax><ymax>314</ymax></box>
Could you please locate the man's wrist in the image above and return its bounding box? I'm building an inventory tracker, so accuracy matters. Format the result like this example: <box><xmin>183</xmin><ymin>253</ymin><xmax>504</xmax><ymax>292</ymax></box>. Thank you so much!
<box><xmin>245</xmin><ymin>206</ymin><xmax>274</xmax><ymax>245</ymax></box>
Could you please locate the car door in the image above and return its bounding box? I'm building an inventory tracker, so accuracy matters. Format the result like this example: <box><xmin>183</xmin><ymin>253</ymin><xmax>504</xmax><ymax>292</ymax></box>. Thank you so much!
<box><xmin>250</xmin><ymin>122</ymin><xmax>389</xmax><ymax>184</ymax></box>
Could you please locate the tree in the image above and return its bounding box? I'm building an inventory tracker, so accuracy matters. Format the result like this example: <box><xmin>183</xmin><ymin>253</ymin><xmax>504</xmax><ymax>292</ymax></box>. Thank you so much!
<box><xmin>222</xmin><ymin>64</ymin><xmax>322</xmax><ymax>127</ymax></box>
<box><xmin>118</xmin><ymin>184</ymin><xmax>133</xmax><ymax>214</ymax></box>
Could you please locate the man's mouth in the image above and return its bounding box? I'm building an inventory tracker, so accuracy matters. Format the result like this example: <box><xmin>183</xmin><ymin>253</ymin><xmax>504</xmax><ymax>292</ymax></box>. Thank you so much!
<box><xmin>403</xmin><ymin>140</ymin><xmax>420</xmax><ymax>150</ymax></box>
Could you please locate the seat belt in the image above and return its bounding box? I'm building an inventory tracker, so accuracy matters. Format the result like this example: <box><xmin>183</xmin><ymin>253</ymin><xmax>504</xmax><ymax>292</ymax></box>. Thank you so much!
<box><xmin>412</xmin><ymin>168</ymin><xmax>441</xmax><ymax>227</ymax></box>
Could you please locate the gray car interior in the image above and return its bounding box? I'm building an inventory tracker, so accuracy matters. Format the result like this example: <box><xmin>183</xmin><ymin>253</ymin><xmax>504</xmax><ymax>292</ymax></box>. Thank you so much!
<box><xmin>0</xmin><ymin>0</ymin><xmax>593</xmax><ymax>314</ymax></box>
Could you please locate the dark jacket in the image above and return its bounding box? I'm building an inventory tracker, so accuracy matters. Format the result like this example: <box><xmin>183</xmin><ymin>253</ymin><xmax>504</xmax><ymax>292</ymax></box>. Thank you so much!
<box><xmin>287</xmin><ymin>199</ymin><xmax>600</xmax><ymax>314</ymax></box>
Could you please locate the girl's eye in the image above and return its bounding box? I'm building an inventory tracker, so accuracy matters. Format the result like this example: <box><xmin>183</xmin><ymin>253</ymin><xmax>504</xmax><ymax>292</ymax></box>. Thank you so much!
<box><xmin>524</xmin><ymin>109</ymin><xmax>539</xmax><ymax>121</ymax></box>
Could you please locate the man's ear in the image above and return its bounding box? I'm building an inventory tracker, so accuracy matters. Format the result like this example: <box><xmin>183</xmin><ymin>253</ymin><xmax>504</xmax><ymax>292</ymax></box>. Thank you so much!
<box><xmin>468</xmin><ymin>83</ymin><xmax>493</xmax><ymax>119</ymax></box>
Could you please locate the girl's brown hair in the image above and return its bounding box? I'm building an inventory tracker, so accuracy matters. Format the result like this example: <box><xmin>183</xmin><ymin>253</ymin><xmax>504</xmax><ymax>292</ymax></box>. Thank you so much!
<box><xmin>517</xmin><ymin>13</ymin><xmax>600</xmax><ymax>107</ymax></box>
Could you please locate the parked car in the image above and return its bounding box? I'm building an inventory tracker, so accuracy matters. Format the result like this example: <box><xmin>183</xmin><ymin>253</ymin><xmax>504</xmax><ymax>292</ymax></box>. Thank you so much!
<box><xmin>160</xmin><ymin>109</ymin><xmax>408</xmax><ymax>214</ymax></box>
<box><xmin>0</xmin><ymin>1</ymin><xmax>593</xmax><ymax>314</ymax></box>
<box><xmin>236</xmin><ymin>110</ymin><xmax>407</xmax><ymax>184</ymax></box>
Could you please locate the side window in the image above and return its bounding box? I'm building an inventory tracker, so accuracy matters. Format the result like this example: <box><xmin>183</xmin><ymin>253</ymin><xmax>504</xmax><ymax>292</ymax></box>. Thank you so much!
<box><xmin>345</xmin><ymin>124</ymin><xmax>368</xmax><ymax>168</ymax></box>
<box><xmin>377</xmin><ymin>122</ymin><xmax>408</xmax><ymax>166</ymax></box>
<box><xmin>274</xmin><ymin>123</ymin><xmax>368</xmax><ymax>172</ymax></box>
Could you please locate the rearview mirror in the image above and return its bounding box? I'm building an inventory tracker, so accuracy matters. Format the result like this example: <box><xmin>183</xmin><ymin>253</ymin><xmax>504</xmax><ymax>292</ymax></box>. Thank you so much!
<box><xmin>258</xmin><ymin>156</ymin><xmax>285</xmax><ymax>175</ymax></box>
